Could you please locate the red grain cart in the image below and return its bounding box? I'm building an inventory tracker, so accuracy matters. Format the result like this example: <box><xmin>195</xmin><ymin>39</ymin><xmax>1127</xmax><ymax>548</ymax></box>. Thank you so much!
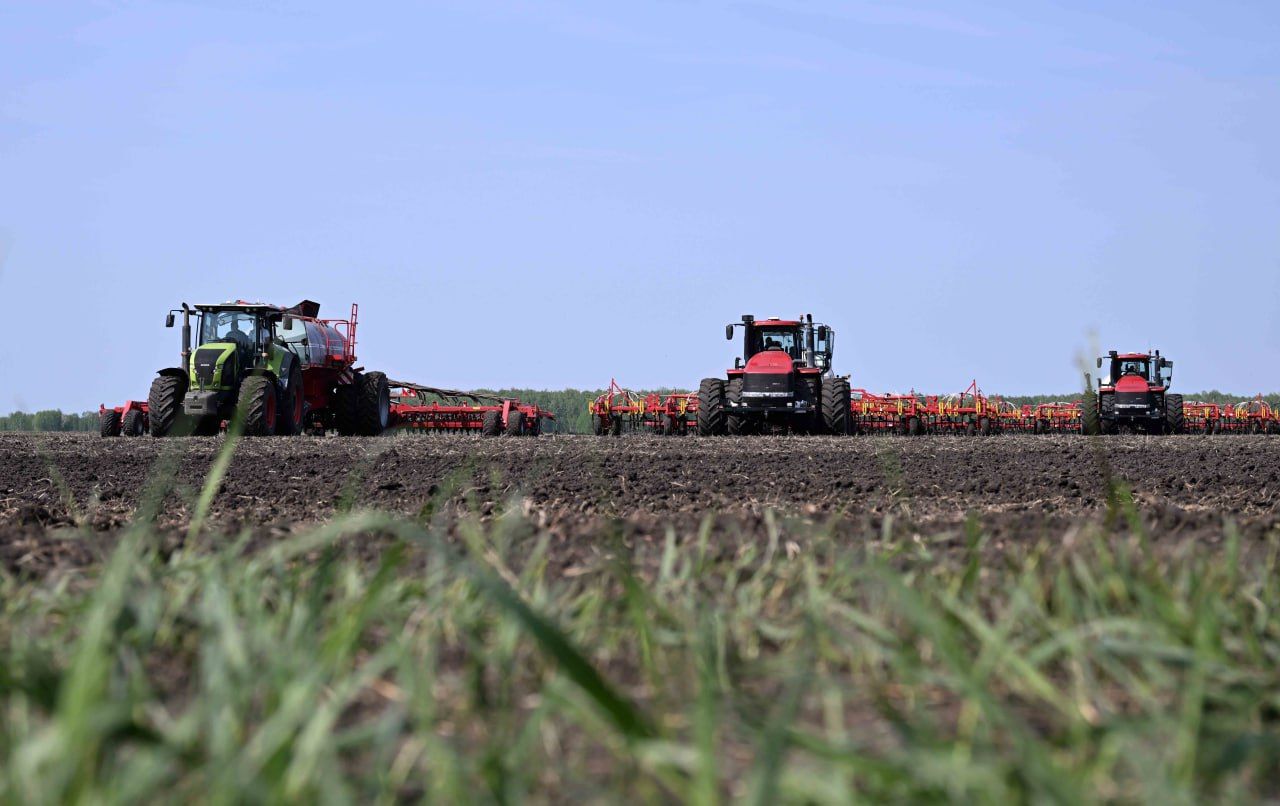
<box><xmin>387</xmin><ymin>382</ymin><xmax>554</xmax><ymax>437</ymax></box>
<box><xmin>99</xmin><ymin>401</ymin><xmax>149</xmax><ymax>437</ymax></box>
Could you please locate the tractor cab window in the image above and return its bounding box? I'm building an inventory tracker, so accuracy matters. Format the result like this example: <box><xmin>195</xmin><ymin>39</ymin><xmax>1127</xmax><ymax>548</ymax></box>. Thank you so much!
<box><xmin>1114</xmin><ymin>359</ymin><xmax>1150</xmax><ymax>380</ymax></box>
<box><xmin>200</xmin><ymin>311</ymin><xmax>260</xmax><ymax>350</ymax></box>
<box><xmin>750</xmin><ymin>328</ymin><xmax>801</xmax><ymax>359</ymax></box>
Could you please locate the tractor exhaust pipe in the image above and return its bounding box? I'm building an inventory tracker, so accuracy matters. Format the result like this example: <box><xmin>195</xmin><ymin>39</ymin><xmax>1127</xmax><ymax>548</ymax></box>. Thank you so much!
<box><xmin>804</xmin><ymin>313</ymin><xmax>815</xmax><ymax>368</ymax></box>
<box><xmin>180</xmin><ymin>304</ymin><xmax>192</xmax><ymax>369</ymax></box>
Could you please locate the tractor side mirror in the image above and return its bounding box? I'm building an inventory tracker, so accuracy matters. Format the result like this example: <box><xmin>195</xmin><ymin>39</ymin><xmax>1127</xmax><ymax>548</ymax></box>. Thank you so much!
<box><xmin>165</xmin><ymin>313</ymin><xmax>175</xmax><ymax>328</ymax></box>
<box><xmin>725</xmin><ymin>325</ymin><xmax>734</xmax><ymax>340</ymax></box>
<box><xmin>816</xmin><ymin>325</ymin><xmax>828</xmax><ymax>340</ymax></box>
<box><xmin>735</xmin><ymin>357</ymin><xmax>743</xmax><ymax>369</ymax></box>
<box><xmin>1096</xmin><ymin>357</ymin><xmax>1102</xmax><ymax>369</ymax></box>
<box><xmin>282</xmin><ymin>315</ymin><xmax>294</xmax><ymax>331</ymax></box>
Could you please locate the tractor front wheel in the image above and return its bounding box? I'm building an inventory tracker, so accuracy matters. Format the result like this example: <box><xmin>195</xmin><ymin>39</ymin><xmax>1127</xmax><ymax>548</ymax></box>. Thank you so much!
<box><xmin>238</xmin><ymin>376</ymin><xmax>277</xmax><ymax>436</ymax></box>
<box><xmin>148</xmin><ymin>373</ymin><xmax>189</xmax><ymax>437</ymax></box>
<box><xmin>99</xmin><ymin>410</ymin><xmax>122</xmax><ymax>437</ymax></box>
<box><xmin>726</xmin><ymin>379</ymin><xmax>746</xmax><ymax>435</ymax></box>
<box><xmin>697</xmin><ymin>378</ymin><xmax>726</xmax><ymax>436</ymax></box>
<box><xmin>821</xmin><ymin>378</ymin><xmax>851</xmax><ymax>435</ymax></box>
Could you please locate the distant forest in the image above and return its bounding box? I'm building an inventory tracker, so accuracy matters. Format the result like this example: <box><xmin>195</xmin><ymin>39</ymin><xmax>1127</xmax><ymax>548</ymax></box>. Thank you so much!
<box><xmin>5</xmin><ymin>390</ymin><xmax>1278</xmax><ymax>435</ymax></box>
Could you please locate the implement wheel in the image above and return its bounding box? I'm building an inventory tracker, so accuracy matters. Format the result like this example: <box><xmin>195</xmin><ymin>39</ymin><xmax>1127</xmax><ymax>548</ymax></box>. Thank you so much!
<box><xmin>505</xmin><ymin>411</ymin><xmax>526</xmax><ymax>436</ymax></box>
<box><xmin>697</xmin><ymin>378</ymin><xmax>726</xmax><ymax>436</ymax></box>
<box><xmin>99</xmin><ymin>410</ymin><xmax>122</xmax><ymax>437</ymax></box>
<box><xmin>482</xmin><ymin>410</ymin><xmax>502</xmax><ymax>437</ymax></box>
<box><xmin>122</xmin><ymin>409</ymin><xmax>145</xmax><ymax>437</ymax></box>
<box><xmin>356</xmin><ymin>371</ymin><xmax>390</xmax><ymax>436</ymax></box>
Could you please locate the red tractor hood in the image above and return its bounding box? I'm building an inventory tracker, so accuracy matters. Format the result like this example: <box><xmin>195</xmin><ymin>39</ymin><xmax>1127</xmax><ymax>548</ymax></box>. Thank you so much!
<box><xmin>1114</xmin><ymin>375</ymin><xmax>1153</xmax><ymax>392</ymax></box>
<box><xmin>744</xmin><ymin>351</ymin><xmax>794</xmax><ymax>373</ymax></box>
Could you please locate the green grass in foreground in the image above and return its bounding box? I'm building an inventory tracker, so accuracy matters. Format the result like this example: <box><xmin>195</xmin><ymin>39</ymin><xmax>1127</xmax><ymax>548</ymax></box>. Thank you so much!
<box><xmin>1</xmin><ymin>448</ymin><xmax>1279</xmax><ymax>802</ymax></box>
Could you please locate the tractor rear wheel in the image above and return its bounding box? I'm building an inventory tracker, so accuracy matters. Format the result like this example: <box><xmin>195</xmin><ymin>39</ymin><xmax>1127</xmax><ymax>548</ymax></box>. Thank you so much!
<box><xmin>356</xmin><ymin>372</ymin><xmax>390</xmax><ymax>436</ymax></box>
<box><xmin>697</xmin><ymin>378</ymin><xmax>726</xmax><ymax>436</ymax></box>
<box><xmin>277</xmin><ymin>364</ymin><xmax>305</xmax><ymax>436</ymax></box>
<box><xmin>821</xmin><ymin>377</ymin><xmax>851</xmax><ymax>435</ymax></box>
<box><xmin>726</xmin><ymin>379</ymin><xmax>746</xmax><ymax>435</ymax></box>
<box><xmin>505</xmin><ymin>411</ymin><xmax>526</xmax><ymax>436</ymax></box>
<box><xmin>148</xmin><ymin>373</ymin><xmax>189</xmax><ymax>437</ymax></box>
<box><xmin>1164</xmin><ymin>393</ymin><xmax>1184</xmax><ymax>435</ymax></box>
<box><xmin>238</xmin><ymin>376</ymin><xmax>277</xmax><ymax>436</ymax></box>
<box><xmin>122</xmin><ymin>409</ymin><xmax>145</xmax><ymax>437</ymax></box>
<box><xmin>610</xmin><ymin>415</ymin><xmax>623</xmax><ymax>437</ymax></box>
<box><xmin>100</xmin><ymin>410</ymin><xmax>122</xmax><ymax>437</ymax></box>
<box><xmin>527</xmin><ymin>417</ymin><xmax>541</xmax><ymax>437</ymax></box>
<box><xmin>482</xmin><ymin>410</ymin><xmax>502</xmax><ymax>436</ymax></box>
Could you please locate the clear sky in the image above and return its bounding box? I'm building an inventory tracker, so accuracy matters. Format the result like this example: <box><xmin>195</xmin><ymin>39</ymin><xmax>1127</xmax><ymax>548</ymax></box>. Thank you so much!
<box><xmin>3</xmin><ymin>1</ymin><xmax>1278</xmax><ymax>411</ymax></box>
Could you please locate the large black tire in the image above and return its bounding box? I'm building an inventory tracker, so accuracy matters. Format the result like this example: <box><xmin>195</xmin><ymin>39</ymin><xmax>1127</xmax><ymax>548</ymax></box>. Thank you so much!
<box><xmin>356</xmin><ymin>371</ymin><xmax>390</xmax><ymax>436</ymax></box>
<box><xmin>591</xmin><ymin>415</ymin><xmax>605</xmax><ymax>436</ymax></box>
<box><xmin>482</xmin><ymin>410</ymin><xmax>502</xmax><ymax>436</ymax></box>
<box><xmin>505</xmin><ymin>410</ymin><xmax>526</xmax><ymax>436</ymax></box>
<box><xmin>979</xmin><ymin>416</ymin><xmax>992</xmax><ymax>437</ymax></box>
<box><xmin>726</xmin><ymin>378</ymin><xmax>746</xmax><ymax>435</ymax></box>
<box><xmin>99</xmin><ymin>410</ymin><xmax>121</xmax><ymax>437</ymax></box>
<box><xmin>1099</xmin><ymin>393</ymin><xmax>1117</xmax><ymax>434</ymax></box>
<box><xmin>821</xmin><ymin>377</ymin><xmax>851</xmax><ymax>435</ymax></box>
<box><xmin>609</xmin><ymin>415</ymin><xmax>623</xmax><ymax>437</ymax></box>
<box><xmin>1164</xmin><ymin>393</ymin><xmax>1184</xmax><ymax>435</ymax></box>
<box><xmin>1079</xmin><ymin>389</ymin><xmax>1100</xmax><ymax>435</ymax></box>
<box><xmin>277</xmin><ymin>363</ymin><xmax>305</xmax><ymax>436</ymax></box>
<box><xmin>697</xmin><ymin>378</ymin><xmax>726</xmax><ymax>436</ymax></box>
<box><xmin>238</xmin><ymin>375</ymin><xmax>277</xmax><ymax>436</ymax></box>
<box><xmin>527</xmin><ymin>417</ymin><xmax>541</xmax><ymax>437</ymax></box>
<box><xmin>333</xmin><ymin>380</ymin><xmax>359</xmax><ymax>436</ymax></box>
<box><xmin>907</xmin><ymin>416</ymin><xmax>922</xmax><ymax>436</ymax></box>
<box><xmin>148</xmin><ymin>373</ymin><xmax>189</xmax><ymax>437</ymax></box>
<box><xmin>122</xmin><ymin>409</ymin><xmax>145</xmax><ymax>437</ymax></box>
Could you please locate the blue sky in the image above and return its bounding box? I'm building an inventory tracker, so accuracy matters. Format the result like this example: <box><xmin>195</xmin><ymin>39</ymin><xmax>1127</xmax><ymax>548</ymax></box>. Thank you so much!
<box><xmin>2</xmin><ymin>0</ymin><xmax>1278</xmax><ymax>410</ymax></box>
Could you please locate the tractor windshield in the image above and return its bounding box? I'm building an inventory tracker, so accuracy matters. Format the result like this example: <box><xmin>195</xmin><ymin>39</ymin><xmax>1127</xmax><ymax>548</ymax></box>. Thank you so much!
<box><xmin>199</xmin><ymin>311</ymin><xmax>262</xmax><ymax>350</ymax></box>
<box><xmin>1111</xmin><ymin>358</ymin><xmax>1151</xmax><ymax>382</ymax></box>
<box><xmin>750</xmin><ymin>327</ymin><xmax>801</xmax><ymax>359</ymax></box>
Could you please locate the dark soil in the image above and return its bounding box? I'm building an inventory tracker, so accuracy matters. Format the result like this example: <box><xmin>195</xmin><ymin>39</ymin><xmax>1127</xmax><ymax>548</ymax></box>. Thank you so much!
<box><xmin>3</xmin><ymin>432</ymin><xmax>1278</xmax><ymax>577</ymax></box>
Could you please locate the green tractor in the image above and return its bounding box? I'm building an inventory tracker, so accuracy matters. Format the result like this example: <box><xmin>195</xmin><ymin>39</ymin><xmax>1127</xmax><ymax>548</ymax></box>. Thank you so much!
<box><xmin>147</xmin><ymin>300</ymin><xmax>388</xmax><ymax>437</ymax></box>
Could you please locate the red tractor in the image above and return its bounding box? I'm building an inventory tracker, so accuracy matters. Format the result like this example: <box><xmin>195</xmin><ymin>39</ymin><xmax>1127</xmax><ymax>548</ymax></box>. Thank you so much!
<box><xmin>697</xmin><ymin>314</ymin><xmax>850</xmax><ymax>435</ymax></box>
<box><xmin>1083</xmin><ymin>350</ymin><xmax>1183</xmax><ymax>435</ymax></box>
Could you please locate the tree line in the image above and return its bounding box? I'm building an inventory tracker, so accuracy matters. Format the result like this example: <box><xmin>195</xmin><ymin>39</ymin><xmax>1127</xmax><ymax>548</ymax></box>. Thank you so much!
<box><xmin>0</xmin><ymin>410</ymin><xmax>101</xmax><ymax>432</ymax></box>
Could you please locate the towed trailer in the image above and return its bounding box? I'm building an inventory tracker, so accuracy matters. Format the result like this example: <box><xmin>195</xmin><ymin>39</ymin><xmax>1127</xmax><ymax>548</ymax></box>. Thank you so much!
<box><xmin>850</xmin><ymin>389</ymin><xmax>930</xmax><ymax>435</ymax></box>
<box><xmin>1031</xmin><ymin>401</ymin><xmax>1083</xmax><ymax>433</ymax></box>
<box><xmin>387</xmin><ymin>381</ymin><xmax>555</xmax><ymax>436</ymax></box>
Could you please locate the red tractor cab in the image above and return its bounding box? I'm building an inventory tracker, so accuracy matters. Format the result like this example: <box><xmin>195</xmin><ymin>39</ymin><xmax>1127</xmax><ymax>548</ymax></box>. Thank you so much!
<box><xmin>697</xmin><ymin>314</ymin><xmax>851</xmax><ymax>435</ymax></box>
<box><xmin>1086</xmin><ymin>350</ymin><xmax>1183</xmax><ymax>434</ymax></box>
